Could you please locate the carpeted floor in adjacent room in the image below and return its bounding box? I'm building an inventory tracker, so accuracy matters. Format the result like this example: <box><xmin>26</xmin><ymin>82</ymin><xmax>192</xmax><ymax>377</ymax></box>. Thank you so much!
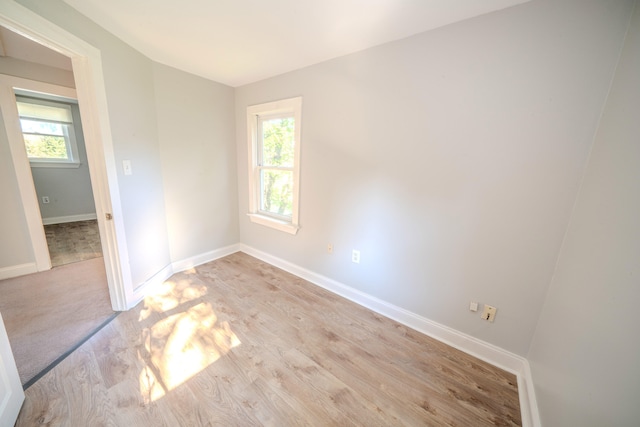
<box><xmin>0</xmin><ymin>257</ymin><xmax>115</xmax><ymax>385</ymax></box>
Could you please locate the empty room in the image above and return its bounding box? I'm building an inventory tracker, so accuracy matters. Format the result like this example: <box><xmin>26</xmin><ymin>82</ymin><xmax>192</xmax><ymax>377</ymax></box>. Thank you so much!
<box><xmin>0</xmin><ymin>0</ymin><xmax>639</xmax><ymax>426</ymax></box>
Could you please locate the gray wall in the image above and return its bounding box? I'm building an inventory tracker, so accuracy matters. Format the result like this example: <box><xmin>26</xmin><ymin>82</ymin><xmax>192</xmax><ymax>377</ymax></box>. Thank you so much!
<box><xmin>235</xmin><ymin>0</ymin><xmax>634</xmax><ymax>356</ymax></box>
<box><xmin>17</xmin><ymin>0</ymin><xmax>171</xmax><ymax>285</ymax></box>
<box><xmin>153</xmin><ymin>63</ymin><xmax>238</xmax><ymax>263</ymax></box>
<box><xmin>30</xmin><ymin>102</ymin><xmax>96</xmax><ymax>222</ymax></box>
<box><xmin>527</xmin><ymin>2</ymin><xmax>640</xmax><ymax>425</ymax></box>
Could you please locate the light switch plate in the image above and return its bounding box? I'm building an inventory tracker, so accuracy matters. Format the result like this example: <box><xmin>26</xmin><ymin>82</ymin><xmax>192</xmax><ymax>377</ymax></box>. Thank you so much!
<box><xmin>123</xmin><ymin>160</ymin><xmax>132</xmax><ymax>175</ymax></box>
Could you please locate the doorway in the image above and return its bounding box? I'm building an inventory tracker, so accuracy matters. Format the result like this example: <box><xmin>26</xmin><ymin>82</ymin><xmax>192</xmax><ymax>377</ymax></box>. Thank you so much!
<box><xmin>14</xmin><ymin>86</ymin><xmax>103</xmax><ymax>268</ymax></box>
<box><xmin>0</xmin><ymin>1</ymin><xmax>133</xmax><ymax>312</ymax></box>
<box><xmin>0</xmin><ymin>26</ymin><xmax>116</xmax><ymax>386</ymax></box>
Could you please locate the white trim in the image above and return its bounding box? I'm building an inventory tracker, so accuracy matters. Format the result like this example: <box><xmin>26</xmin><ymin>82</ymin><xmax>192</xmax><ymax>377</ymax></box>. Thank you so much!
<box><xmin>41</xmin><ymin>213</ymin><xmax>97</xmax><ymax>225</ymax></box>
<box><xmin>246</xmin><ymin>96</ymin><xmax>302</xmax><ymax>234</ymax></box>
<box><xmin>120</xmin><ymin>244</ymin><xmax>242</xmax><ymax>310</ymax></box>
<box><xmin>29</xmin><ymin>161</ymin><xmax>80</xmax><ymax>168</ymax></box>
<box><xmin>0</xmin><ymin>3</ymin><xmax>132</xmax><ymax>311</ymax></box>
<box><xmin>0</xmin><ymin>263</ymin><xmax>37</xmax><ymax>280</ymax></box>
<box><xmin>125</xmin><ymin>244</ymin><xmax>242</xmax><ymax>310</ymax></box>
<box><xmin>246</xmin><ymin>213</ymin><xmax>299</xmax><ymax>235</ymax></box>
<box><xmin>171</xmin><ymin>243</ymin><xmax>241</xmax><ymax>273</ymax></box>
<box><xmin>128</xmin><ymin>263</ymin><xmax>175</xmax><ymax>310</ymax></box>
<box><xmin>238</xmin><ymin>244</ymin><xmax>540</xmax><ymax>427</ymax></box>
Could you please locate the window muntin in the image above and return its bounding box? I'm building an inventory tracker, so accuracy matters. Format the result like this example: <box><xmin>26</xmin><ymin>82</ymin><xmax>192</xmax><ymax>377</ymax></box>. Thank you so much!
<box><xmin>247</xmin><ymin>97</ymin><xmax>302</xmax><ymax>234</ymax></box>
<box><xmin>257</xmin><ymin>113</ymin><xmax>295</xmax><ymax>218</ymax></box>
<box><xmin>15</xmin><ymin>96</ymin><xmax>79</xmax><ymax>167</ymax></box>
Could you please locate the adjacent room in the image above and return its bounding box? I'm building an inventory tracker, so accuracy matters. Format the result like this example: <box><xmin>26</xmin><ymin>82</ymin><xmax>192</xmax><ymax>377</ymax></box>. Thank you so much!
<box><xmin>0</xmin><ymin>0</ymin><xmax>638</xmax><ymax>426</ymax></box>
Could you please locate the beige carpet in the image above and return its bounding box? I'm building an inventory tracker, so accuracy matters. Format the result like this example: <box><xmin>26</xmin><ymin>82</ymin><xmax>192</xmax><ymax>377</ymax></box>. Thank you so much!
<box><xmin>0</xmin><ymin>257</ymin><xmax>115</xmax><ymax>386</ymax></box>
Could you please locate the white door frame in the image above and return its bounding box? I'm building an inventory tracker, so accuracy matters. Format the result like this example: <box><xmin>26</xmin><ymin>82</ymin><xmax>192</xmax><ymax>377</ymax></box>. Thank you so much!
<box><xmin>0</xmin><ymin>1</ymin><xmax>132</xmax><ymax>311</ymax></box>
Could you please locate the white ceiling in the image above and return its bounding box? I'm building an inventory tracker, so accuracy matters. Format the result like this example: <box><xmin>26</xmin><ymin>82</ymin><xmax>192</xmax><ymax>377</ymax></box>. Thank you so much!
<box><xmin>62</xmin><ymin>0</ymin><xmax>528</xmax><ymax>87</ymax></box>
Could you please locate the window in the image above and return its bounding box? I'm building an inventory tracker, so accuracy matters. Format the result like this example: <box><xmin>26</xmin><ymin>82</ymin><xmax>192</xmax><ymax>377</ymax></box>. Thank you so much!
<box><xmin>16</xmin><ymin>96</ymin><xmax>80</xmax><ymax>168</ymax></box>
<box><xmin>247</xmin><ymin>97</ymin><xmax>302</xmax><ymax>234</ymax></box>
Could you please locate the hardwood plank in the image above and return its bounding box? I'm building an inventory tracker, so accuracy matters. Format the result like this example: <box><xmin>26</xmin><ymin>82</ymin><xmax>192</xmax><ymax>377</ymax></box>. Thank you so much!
<box><xmin>16</xmin><ymin>252</ymin><xmax>521</xmax><ymax>426</ymax></box>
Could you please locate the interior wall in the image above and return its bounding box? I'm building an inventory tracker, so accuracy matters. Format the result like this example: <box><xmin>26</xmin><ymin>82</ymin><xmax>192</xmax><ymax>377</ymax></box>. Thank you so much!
<box><xmin>30</xmin><ymin>102</ymin><xmax>96</xmax><ymax>222</ymax></box>
<box><xmin>235</xmin><ymin>0</ymin><xmax>634</xmax><ymax>356</ymax></box>
<box><xmin>153</xmin><ymin>63</ymin><xmax>239</xmax><ymax>263</ymax></box>
<box><xmin>16</xmin><ymin>0</ymin><xmax>172</xmax><ymax>286</ymax></box>
<box><xmin>527</xmin><ymin>2</ymin><xmax>640</xmax><ymax>425</ymax></box>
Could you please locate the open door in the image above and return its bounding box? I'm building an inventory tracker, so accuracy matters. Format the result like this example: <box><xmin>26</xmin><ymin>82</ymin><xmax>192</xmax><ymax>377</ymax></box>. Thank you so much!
<box><xmin>0</xmin><ymin>313</ymin><xmax>24</xmax><ymax>427</ymax></box>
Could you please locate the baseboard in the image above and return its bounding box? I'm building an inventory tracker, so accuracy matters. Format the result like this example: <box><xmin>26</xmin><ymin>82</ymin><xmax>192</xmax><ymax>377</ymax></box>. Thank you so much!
<box><xmin>171</xmin><ymin>243</ymin><xmax>241</xmax><ymax>273</ymax></box>
<box><xmin>0</xmin><ymin>262</ymin><xmax>37</xmax><ymax>280</ymax></box>
<box><xmin>238</xmin><ymin>244</ymin><xmax>540</xmax><ymax>427</ymax></box>
<box><xmin>125</xmin><ymin>243</ymin><xmax>242</xmax><ymax>310</ymax></box>
<box><xmin>128</xmin><ymin>263</ymin><xmax>175</xmax><ymax>309</ymax></box>
<box><xmin>42</xmin><ymin>213</ymin><xmax>97</xmax><ymax>225</ymax></box>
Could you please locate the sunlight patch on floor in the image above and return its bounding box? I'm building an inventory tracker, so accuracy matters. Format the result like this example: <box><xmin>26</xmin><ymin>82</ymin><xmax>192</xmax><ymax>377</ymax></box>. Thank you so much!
<box><xmin>139</xmin><ymin>277</ymin><xmax>208</xmax><ymax>321</ymax></box>
<box><xmin>137</xmin><ymin>277</ymin><xmax>241</xmax><ymax>401</ymax></box>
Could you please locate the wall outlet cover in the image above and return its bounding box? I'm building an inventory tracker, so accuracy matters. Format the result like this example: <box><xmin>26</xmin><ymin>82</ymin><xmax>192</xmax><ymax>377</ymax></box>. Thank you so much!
<box><xmin>482</xmin><ymin>305</ymin><xmax>497</xmax><ymax>322</ymax></box>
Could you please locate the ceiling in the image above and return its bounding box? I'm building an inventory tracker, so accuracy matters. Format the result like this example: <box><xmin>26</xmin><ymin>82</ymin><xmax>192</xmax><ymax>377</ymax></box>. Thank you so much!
<box><xmin>63</xmin><ymin>0</ymin><xmax>528</xmax><ymax>87</ymax></box>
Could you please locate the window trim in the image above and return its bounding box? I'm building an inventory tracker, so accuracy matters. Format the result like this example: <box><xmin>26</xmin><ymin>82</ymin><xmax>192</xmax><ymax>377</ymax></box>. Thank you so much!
<box><xmin>16</xmin><ymin>95</ymin><xmax>81</xmax><ymax>168</ymax></box>
<box><xmin>247</xmin><ymin>96</ymin><xmax>302</xmax><ymax>235</ymax></box>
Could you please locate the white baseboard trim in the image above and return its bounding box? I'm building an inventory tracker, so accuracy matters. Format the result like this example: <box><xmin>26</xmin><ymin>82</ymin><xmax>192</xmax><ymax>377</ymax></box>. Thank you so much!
<box><xmin>238</xmin><ymin>244</ymin><xmax>540</xmax><ymax>427</ymax></box>
<box><xmin>0</xmin><ymin>262</ymin><xmax>37</xmax><ymax>280</ymax></box>
<box><xmin>42</xmin><ymin>213</ymin><xmax>97</xmax><ymax>225</ymax></box>
<box><xmin>128</xmin><ymin>263</ymin><xmax>175</xmax><ymax>309</ymax></box>
<box><xmin>171</xmin><ymin>243</ymin><xmax>241</xmax><ymax>273</ymax></box>
<box><xmin>125</xmin><ymin>243</ymin><xmax>242</xmax><ymax>310</ymax></box>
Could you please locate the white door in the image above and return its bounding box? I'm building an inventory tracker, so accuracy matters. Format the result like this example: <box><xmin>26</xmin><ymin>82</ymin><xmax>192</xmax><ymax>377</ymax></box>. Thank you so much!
<box><xmin>0</xmin><ymin>313</ymin><xmax>24</xmax><ymax>427</ymax></box>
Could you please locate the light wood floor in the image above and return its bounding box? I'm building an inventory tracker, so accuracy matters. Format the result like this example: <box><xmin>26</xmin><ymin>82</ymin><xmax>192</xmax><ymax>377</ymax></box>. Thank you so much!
<box><xmin>16</xmin><ymin>252</ymin><xmax>521</xmax><ymax>426</ymax></box>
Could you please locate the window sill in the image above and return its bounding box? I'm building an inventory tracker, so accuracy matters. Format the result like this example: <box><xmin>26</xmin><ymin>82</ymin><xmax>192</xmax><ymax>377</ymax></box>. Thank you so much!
<box><xmin>29</xmin><ymin>161</ymin><xmax>81</xmax><ymax>169</ymax></box>
<box><xmin>247</xmin><ymin>213</ymin><xmax>299</xmax><ymax>235</ymax></box>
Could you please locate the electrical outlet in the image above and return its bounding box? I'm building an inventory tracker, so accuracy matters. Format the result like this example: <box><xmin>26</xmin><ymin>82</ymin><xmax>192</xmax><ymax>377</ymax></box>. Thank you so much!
<box><xmin>351</xmin><ymin>249</ymin><xmax>360</xmax><ymax>264</ymax></box>
<box><xmin>482</xmin><ymin>305</ymin><xmax>497</xmax><ymax>322</ymax></box>
<box><xmin>469</xmin><ymin>301</ymin><xmax>478</xmax><ymax>312</ymax></box>
<box><xmin>42</xmin><ymin>196</ymin><xmax>50</xmax><ymax>204</ymax></box>
<box><xmin>327</xmin><ymin>243</ymin><xmax>333</xmax><ymax>254</ymax></box>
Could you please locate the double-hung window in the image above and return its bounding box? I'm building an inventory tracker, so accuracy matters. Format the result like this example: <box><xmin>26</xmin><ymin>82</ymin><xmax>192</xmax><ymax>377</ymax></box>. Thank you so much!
<box><xmin>16</xmin><ymin>95</ymin><xmax>80</xmax><ymax>168</ymax></box>
<box><xmin>247</xmin><ymin>97</ymin><xmax>302</xmax><ymax>234</ymax></box>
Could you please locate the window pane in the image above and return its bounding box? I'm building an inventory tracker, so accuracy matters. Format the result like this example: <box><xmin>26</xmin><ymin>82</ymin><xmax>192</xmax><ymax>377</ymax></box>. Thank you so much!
<box><xmin>260</xmin><ymin>169</ymin><xmax>293</xmax><ymax>217</ymax></box>
<box><xmin>20</xmin><ymin>119</ymin><xmax>64</xmax><ymax>136</ymax></box>
<box><xmin>23</xmin><ymin>134</ymin><xmax>68</xmax><ymax>159</ymax></box>
<box><xmin>261</xmin><ymin>117</ymin><xmax>294</xmax><ymax>167</ymax></box>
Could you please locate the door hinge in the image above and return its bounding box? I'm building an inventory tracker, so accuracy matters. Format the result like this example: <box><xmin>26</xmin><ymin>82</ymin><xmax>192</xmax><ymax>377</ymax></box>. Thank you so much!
<box><xmin>105</xmin><ymin>213</ymin><xmax>113</xmax><ymax>220</ymax></box>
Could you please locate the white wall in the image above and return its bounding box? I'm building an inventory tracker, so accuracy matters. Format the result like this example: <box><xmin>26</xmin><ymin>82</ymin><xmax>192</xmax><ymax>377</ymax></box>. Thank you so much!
<box><xmin>16</xmin><ymin>0</ymin><xmax>171</xmax><ymax>286</ymax></box>
<box><xmin>153</xmin><ymin>63</ymin><xmax>239</xmax><ymax>263</ymax></box>
<box><xmin>235</xmin><ymin>0</ymin><xmax>634</xmax><ymax>356</ymax></box>
<box><xmin>527</xmin><ymin>2</ymin><xmax>640</xmax><ymax>425</ymax></box>
<box><xmin>30</xmin><ymin>102</ymin><xmax>96</xmax><ymax>222</ymax></box>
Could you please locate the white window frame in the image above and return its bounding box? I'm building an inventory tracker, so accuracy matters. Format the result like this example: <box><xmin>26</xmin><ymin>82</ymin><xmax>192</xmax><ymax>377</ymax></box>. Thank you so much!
<box><xmin>16</xmin><ymin>95</ymin><xmax>80</xmax><ymax>169</ymax></box>
<box><xmin>247</xmin><ymin>96</ymin><xmax>302</xmax><ymax>235</ymax></box>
